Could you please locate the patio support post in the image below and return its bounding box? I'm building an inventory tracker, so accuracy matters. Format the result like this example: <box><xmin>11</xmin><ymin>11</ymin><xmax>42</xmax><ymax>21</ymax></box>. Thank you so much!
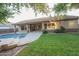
<box><xmin>26</xmin><ymin>24</ymin><xmax>30</xmax><ymax>32</ymax></box>
<box><xmin>42</xmin><ymin>22</ymin><xmax>44</xmax><ymax>30</ymax></box>
<box><xmin>28</xmin><ymin>25</ymin><xmax>30</xmax><ymax>32</ymax></box>
<box><xmin>17</xmin><ymin>26</ymin><xmax>21</xmax><ymax>32</ymax></box>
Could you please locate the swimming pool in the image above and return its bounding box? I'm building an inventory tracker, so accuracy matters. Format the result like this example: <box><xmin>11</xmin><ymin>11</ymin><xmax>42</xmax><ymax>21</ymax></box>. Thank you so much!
<box><xmin>0</xmin><ymin>32</ymin><xmax>27</xmax><ymax>39</ymax></box>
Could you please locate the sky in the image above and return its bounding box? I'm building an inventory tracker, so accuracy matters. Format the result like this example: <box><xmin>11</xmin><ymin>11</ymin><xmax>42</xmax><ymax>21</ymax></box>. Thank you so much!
<box><xmin>7</xmin><ymin>3</ymin><xmax>79</xmax><ymax>23</ymax></box>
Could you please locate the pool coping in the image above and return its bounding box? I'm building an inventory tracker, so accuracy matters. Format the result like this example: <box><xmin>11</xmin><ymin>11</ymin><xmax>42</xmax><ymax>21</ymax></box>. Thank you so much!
<box><xmin>0</xmin><ymin>32</ymin><xmax>27</xmax><ymax>36</ymax></box>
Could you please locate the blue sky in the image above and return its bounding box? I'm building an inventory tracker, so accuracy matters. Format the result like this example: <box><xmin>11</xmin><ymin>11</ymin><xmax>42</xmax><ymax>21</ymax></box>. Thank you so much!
<box><xmin>8</xmin><ymin>3</ymin><xmax>79</xmax><ymax>23</ymax></box>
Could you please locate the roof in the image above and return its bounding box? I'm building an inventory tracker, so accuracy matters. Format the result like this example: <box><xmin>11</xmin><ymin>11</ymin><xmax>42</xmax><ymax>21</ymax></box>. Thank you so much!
<box><xmin>14</xmin><ymin>15</ymin><xmax>79</xmax><ymax>25</ymax></box>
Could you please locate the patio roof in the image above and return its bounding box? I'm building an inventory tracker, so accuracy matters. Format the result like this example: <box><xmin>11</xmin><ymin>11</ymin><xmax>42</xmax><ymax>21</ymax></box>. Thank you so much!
<box><xmin>14</xmin><ymin>15</ymin><xmax>79</xmax><ymax>25</ymax></box>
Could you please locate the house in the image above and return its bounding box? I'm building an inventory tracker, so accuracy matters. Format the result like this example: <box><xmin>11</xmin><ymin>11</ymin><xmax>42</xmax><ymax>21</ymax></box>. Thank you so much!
<box><xmin>14</xmin><ymin>15</ymin><xmax>79</xmax><ymax>32</ymax></box>
<box><xmin>0</xmin><ymin>23</ymin><xmax>16</xmax><ymax>34</ymax></box>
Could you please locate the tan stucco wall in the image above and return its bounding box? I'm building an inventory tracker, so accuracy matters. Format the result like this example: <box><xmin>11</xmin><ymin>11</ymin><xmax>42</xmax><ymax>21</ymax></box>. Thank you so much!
<box><xmin>46</xmin><ymin>19</ymin><xmax>79</xmax><ymax>30</ymax></box>
<box><xmin>60</xmin><ymin>21</ymin><xmax>68</xmax><ymax>28</ymax></box>
<box><xmin>60</xmin><ymin>20</ymin><xmax>79</xmax><ymax>29</ymax></box>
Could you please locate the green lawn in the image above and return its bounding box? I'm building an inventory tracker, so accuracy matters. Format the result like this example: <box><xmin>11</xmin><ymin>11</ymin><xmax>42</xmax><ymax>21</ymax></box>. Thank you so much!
<box><xmin>17</xmin><ymin>33</ymin><xmax>79</xmax><ymax>56</ymax></box>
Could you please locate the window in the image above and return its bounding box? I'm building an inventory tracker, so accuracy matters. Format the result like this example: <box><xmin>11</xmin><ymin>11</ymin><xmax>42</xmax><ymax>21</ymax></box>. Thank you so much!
<box><xmin>44</xmin><ymin>24</ymin><xmax>47</xmax><ymax>29</ymax></box>
<box><xmin>48</xmin><ymin>23</ymin><xmax>55</xmax><ymax>28</ymax></box>
<box><xmin>21</xmin><ymin>26</ymin><xmax>25</xmax><ymax>30</ymax></box>
<box><xmin>52</xmin><ymin>23</ymin><xmax>55</xmax><ymax>26</ymax></box>
<box><xmin>48</xmin><ymin>23</ymin><xmax>51</xmax><ymax>28</ymax></box>
<box><xmin>47</xmin><ymin>22</ymin><xmax>56</xmax><ymax>30</ymax></box>
<box><xmin>48</xmin><ymin>24</ymin><xmax>51</xmax><ymax>26</ymax></box>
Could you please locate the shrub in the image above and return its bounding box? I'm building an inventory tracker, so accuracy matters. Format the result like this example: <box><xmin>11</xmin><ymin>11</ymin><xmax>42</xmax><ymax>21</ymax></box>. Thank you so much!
<box><xmin>54</xmin><ymin>26</ymin><xmax>65</xmax><ymax>33</ymax></box>
<box><xmin>54</xmin><ymin>29</ymin><xmax>61</xmax><ymax>33</ymax></box>
<box><xmin>43</xmin><ymin>30</ymin><xmax>48</xmax><ymax>34</ymax></box>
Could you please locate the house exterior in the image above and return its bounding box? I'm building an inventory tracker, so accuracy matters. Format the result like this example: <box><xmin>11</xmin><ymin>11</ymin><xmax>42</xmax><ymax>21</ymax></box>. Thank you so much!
<box><xmin>0</xmin><ymin>23</ymin><xmax>16</xmax><ymax>34</ymax></box>
<box><xmin>14</xmin><ymin>15</ymin><xmax>79</xmax><ymax>32</ymax></box>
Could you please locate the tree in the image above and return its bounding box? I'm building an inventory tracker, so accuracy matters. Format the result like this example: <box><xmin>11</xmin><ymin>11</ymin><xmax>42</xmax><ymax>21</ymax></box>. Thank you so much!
<box><xmin>0</xmin><ymin>3</ymin><xmax>49</xmax><ymax>23</ymax></box>
<box><xmin>1</xmin><ymin>3</ymin><xmax>79</xmax><ymax>23</ymax></box>
<box><xmin>53</xmin><ymin>3</ymin><xmax>79</xmax><ymax>20</ymax></box>
<box><xmin>53</xmin><ymin>3</ymin><xmax>68</xmax><ymax>15</ymax></box>
<box><xmin>0</xmin><ymin>4</ymin><xmax>14</xmax><ymax>23</ymax></box>
<box><xmin>53</xmin><ymin>3</ymin><xmax>79</xmax><ymax>16</ymax></box>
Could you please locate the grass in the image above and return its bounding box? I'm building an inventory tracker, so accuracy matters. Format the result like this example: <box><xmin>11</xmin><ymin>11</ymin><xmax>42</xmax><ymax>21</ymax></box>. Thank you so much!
<box><xmin>17</xmin><ymin>33</ymin><xmax>79</xmax><ymax>56</ymax></box>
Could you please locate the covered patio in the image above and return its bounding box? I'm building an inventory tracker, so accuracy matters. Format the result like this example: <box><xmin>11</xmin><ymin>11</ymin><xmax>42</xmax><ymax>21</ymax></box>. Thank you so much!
<box><xmin>15</xmin><ymin>21</ymin><xmax>60</xmax><ymax>32</ymax></box>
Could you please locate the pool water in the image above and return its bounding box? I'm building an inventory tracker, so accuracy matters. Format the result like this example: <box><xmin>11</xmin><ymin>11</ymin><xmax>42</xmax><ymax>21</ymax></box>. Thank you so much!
<box><xmin>0</xmin><ymin>32</ymin><xmax>27</xmax><ymax>39</ymax></box>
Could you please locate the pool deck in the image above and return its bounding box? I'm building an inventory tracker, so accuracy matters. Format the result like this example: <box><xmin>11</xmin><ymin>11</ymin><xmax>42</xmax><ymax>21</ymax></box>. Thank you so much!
<box><xmin>0</xmin><ymin>31</ymin><xmax>42</xmax><ymax>56</ymax></box>
<box><xmin>17</xmin><ymin>31</ymin><xmax>43</xmax><ymax>46</ymax></box>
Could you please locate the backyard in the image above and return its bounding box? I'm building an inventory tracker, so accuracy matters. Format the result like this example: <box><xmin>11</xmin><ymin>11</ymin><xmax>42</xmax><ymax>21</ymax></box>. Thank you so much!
<box><xmin>17</xmin><ymin>33</ymin><xmax>79</xmax><ymax>56</ymax></box>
